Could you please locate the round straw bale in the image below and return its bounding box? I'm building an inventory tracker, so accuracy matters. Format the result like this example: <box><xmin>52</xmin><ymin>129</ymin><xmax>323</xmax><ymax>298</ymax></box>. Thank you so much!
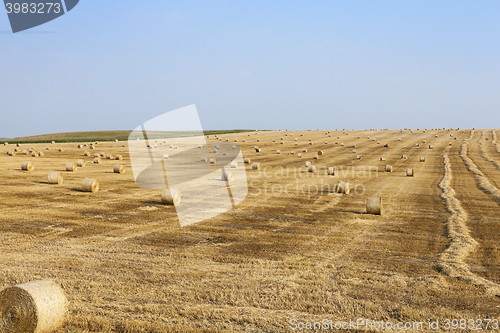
<box><xmin>255</xmin><ymin>148</ymin><xmax>261</xmax><ymax>152</ymax></box>
<box><xmin>357</xmin><ymin>155</ymin><xmax>362</xmax><ymax>160</ymax></box>
<box><xmin>313</xmin><ymin>154</ymin><xmax>319</xmax><ymax>159</ymax></box>
<box><xmin>307</xmin><ymin>165</ymin><xmax>317</xmax><ymax>173</ymax></box>
<box><xmin>428</xmin><ymin>145</ymin><xmax>433</xmax><ymax>149</ymax></box>
<box><xmin>252</xmin><ymin>163</ymin><xmax>261</xmax><ymax>170</ymax></box>
<box><xmin>386</xmin><ymin>165</ymin><xmax>393</xmax><ymax>172</ymax></box>
<box><xmin>100</xmin><ymin>152</ymin><xmax>105</xmax><ymax>157</ymax></box>
<box><xmin>420</xmin><ymin>157</ymin><xmax>426</xmax><ymax>162</ymax></box>
<box><xmin>210</xmin><ymin>158</ymin><xmax>216</xmax><ymax>163</ymax></box>
<box><xmin>115</xmin><ymin>154</ymin><xmax>123</xmax><ymax>160</ymax></box>
<box><xmin>280</xmin><ymin>141</ymin><xmax>284</xmax><ymax>144</ymax></box>
<box><xmin>3</xmin><ymin>142</ymin><xmax>7</xmax><ymax>146</ymax></box>
<box><xmin>45</xmin><ymin>147</ymin><xmax>50</xmax><ymax>150</ymax></box>
<box><xmin>22</xmin><ymin>150</ymin><xmax>28</xmax><ymax>155</ymax></box>
<box><xmin>212</xmin><ymin>149</ymin><xmax>217</xmax><ymax>154</ymax></box>
<box><xmin>201</xmin><ymin>156</ymin><xmax>208</xmax><ymax>162</ymax></box>
<box><xmin>352</xmin><ymin>144</ymin><xmax>356</xmax><ymax>148</ymax></box>
<box><xmin>257</xmin><ymin>139</ymin><xmax>260</xmax><ymax>142</ymax></box>
<box><xmin>234</xmin><ymin>139</ymin><xmax>238</xmax><ymax>142</ymax></box>
<box><xmin>272</xmin><ymin>139</ymin><xmax>275</xmax><ymax>142</ymax></box>
<box><xmin>318</xmin><ymin>150</ymin><xmax>323</xmax><ymax>155</ymax></box>
<box><xmin>309</xmin><ymin>141</ymin><xmax>313</xmax><ymax>145</ymax></box>
<box><xmin>48</xmin><ymin>171</ymin><xmax>63</xmax><ymax>185</ymax></box>
<box><xmin>106</xmin><ymin>154</ymin><xmax>114</xmax><ymax>159</ymax></box>
<box><xmin>401</xmin><ymin>154</ymin><xmax>407</xmax><ymax>159</ymax></box>
<box><xmin>94</xmin><ymin>153</ymin><xmax>100</xmax><ymax>158</ymax></box>
<box><xmin>82</xmin><ymin>178</ymin><xmax>99</xmax><ymax>193</ymax></box>
<box><xmin>115</xmin><ymin>139</ymin><xmax>119</xmax><ymax>142</ymax></box>
<box><xmin>0</xmin><ymin>280</ymin><xmax>68</xmax><ymax>333</ymax></box>
<box><xmin>65</xmin><ymin>163</ymin><xmax>77</xmax><ymax>172</ymax></box>
<box><xmin>302</xmin><ymin>149</ymin><xmax>308</xmax><ymax>152</ymax></box>
<box><xmin>366</xmin><ymin>198</ymin><xmax>382</xmax><ymax>215</ymax></box>
<box><xmin>340</xmin><ymin>143</ymin><xmax>344</xmax><ymax>146</ymax></box>
<box><xmin>377</xmin><ymin>141</ymin><xmax>380</xmax><ymax>144</ymax></box>
<box><xmin>290</xmin><ymin>150</ymin><xmax>295</xmax><ymax>155</ymax></box>
<box><xmin>76</xmin><ymin>159</ymin><xmax>85</xmax><ymax>167</ymax></box>
<box><xmin>77</xmin><ymin>145</ymin><xmax>83</xmax><ymax>148</ymax></box>
<box><xmin>84</xmin><ymin>151</ymin><xmax>90</xmax><ymax>156</ymax></box>
<box><xmin>305</xmin><ymin>161</ymin><xmax>311</xmax><ymax>166</ymax></box>
<box><xmin>221</xmin><ymin>170</ymin><xmax>234</xmax><ymax>181</ymax></box>
<box><xmin>384</xmin><ymin>144</ymin><xmax>389</xmax><ymax>148</ymax></box>
<box><xmin>51</xmin><ymin>141</ymin><xmax>55</xmax><ymax>144</ymax></box>
<box><xmin>335</xmin><ymin>141</ymin><xmax>339</xmax><ymax>144</ymax></box>
<box><xmin>422</xmin><ymin>140</ymin><xmax>426</xmax><ymax>143</ymax></box>
<box><xmin>90</xmin><ymin>146</ymin><xmax>94</xmax><ymax>149</ymax></box>
<box><xmin>31</xmin><ymin>152</ymin><xmax>38</xmax><ymax>157</ymax></box>
<box><xmin>113</xmin><ymin>164</ymin><xmax>126</xmax><ymax>174</ymax></box>
<box><xmin>242</xmin><ymin>139</ymin><xmax>245</xmax><ymax>142</ymax></box>
<box><xmin>297</xmin><ymin>153</ymin><xmax>302</xmax><ymax>158</ymax></box>
<box><xmin>7</xmin><ymin>150</ymin><xmax>14</xmax><ymax>156</ymax></box>
<box><xmin>58</xmin><ymin>148</ymin><xmax>64</xmax><ymax>152</ymax></box>
<box><xmin>276</xmin><ymin>150</ymin><xmax>281</xmax><ymax>154</ymax></box>
<box><xmin>416</xmin><ymin>143</ymin><xmax>420</xmax><ymax>147</ymax></box>
<box><xmin>93</xmin><ymin>157</ymin><xmax>101</xmax><ymax>164</ymax></box>
<box><xmin>379</xmin><ymin>157</ymin><xmax>385</xmax><ymax>161</ymax></box>
<box><xmin>295</xmin><ymin>138</ymin><xmax>298</xmax><ymax>141</ymax></box>
<box><xmin>406</xmin><ymin>168</ymin><xmax>414</xmax><ymax>177</ymax></box>
<box><xmin>244</xmin><ymin>158</ymin><xmax>251</xmax><ymax>164</ymax></box>
<box><xmin>328</xmin><ymin>167</ymin><xmax>336</xmax><ymax>175</ymax></box>
<box><xmin>231</xmin><ymin>161</ymin><xmax>237</xmax><ymax>168</ymax></box>
<box><xmin>398</xmin><ymin>138</ymin><xmax>402</xmax><ymax>141</ymax></box>
<box><xmin>335</xmin><ymin>182</ymin><xmax>350</xmax><ymax>194</ymax></box>
<box><xmin>21</xmin><ymin>161</ymin><xmax>34</xmax><ymax>171</ymax></box>
<box><xmin>352</xmin><ymin>149</ymin><xmax>356</xmax><ymax>153</ymax></box>
<box><xmin>163</xmin><ymin>154</ymin><xmax>169</xmax><ymax>159</ymax></box>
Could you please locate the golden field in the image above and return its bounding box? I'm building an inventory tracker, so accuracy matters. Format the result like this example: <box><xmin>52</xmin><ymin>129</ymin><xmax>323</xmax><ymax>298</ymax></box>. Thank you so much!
<box><xmin>0</xmin><ymin>128</ymin><xmax>499</xmax><ymax>332</ymax></box>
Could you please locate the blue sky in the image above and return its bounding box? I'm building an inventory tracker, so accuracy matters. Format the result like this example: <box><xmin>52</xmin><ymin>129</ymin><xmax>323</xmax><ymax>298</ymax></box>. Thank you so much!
<box><xmin>1</xmin><ymin>1</ymin><xmax>499</xmax><ymax>138</ymax></box>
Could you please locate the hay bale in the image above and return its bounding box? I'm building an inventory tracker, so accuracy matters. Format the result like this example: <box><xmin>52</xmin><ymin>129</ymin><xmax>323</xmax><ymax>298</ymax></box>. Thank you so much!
<box><xmin>106</xmin><ymin>154</ymin><xmax>114</xmax><ymax>159</ymax></box>
<box><xmin>113</xmin><ymin>164</ymin><xmax>126</xmax><ymax>174</ymax></box>
<box><xmin>252</xmin><ymin>163</ymin><xmax>261</xmax><ymax>170</ymax></box>
<box><xmin>116</xmin><ymin>155</ymin><xmax>123</xmax><ymax>160</ymax></box>
<box><xmin>161</xmin><ymin>190</ymin><xmax>180</xmax><ymax>205</ymax></box>
<box><xmin>58</xmin><ymin>148</ymin><xmax>64</xmax><ymax>152</ymax></box>
<box><xmin>22</xmin><ymin>150</ymin><xmax>28</xmax><ymax>155</ymax></box>
<box><xmin>406</xmin><ymin>168</ymin><xmax>414</xmax><ymax>177</ymax></box>
<box><xmin>305</xmin><ymin>161</ymin><xmax>311</xmax><ymax>166</ymax></box>
<box><xmin>231</xmin><ymin>161</ymin><xmax>237</xmax><ymax>168</ymax></box>
<box><xmin>210</xmin><ymin>158</ymin><xmax>216</xmax><ymax>163</ymax></box>
<box><xmin>244</xmin><ymin>158</ymin><xmax>251</xmax><ymax>164</ymax></box>
<box><xmin>31</xmin><ymin>152</ymin><xmax>38</xmax><ymax>157</ymax></box>
<box><xmin>309</xmin><ymin>141</ymin><xmax>313</xmax><ymax>145</ymax></box>
<box><xmin>201</xmin><ymin>156</ymin><xmax>208</xmax><ymax>162</ymax></box>
<box><xmin>328</xmin><ymin>167</ymin><xmax>336</xmax><ymax>175</ymax></box>
<box><xmin>212</xmin><ymin>149</ymin><xmax>217</xmax><ymax>154</ymax></box>
<box><xmin>84</xmin><ymin>151</ymin><xmax>90</xmax><ymax>156</ymax></box>
<box><xmin>94</xmin><ymin>153</ymin><xmax>100</xmax><ymax>158</ymax></box>
<box><xmin>51</xmin><ymin>141</ymin><xmax>55</xmax><ymax>144</ymax></box>
<box><xmin>420</xmin><ymin>157</ymin><xmax>426</xmax><ymax>162</ymax></box>
<box><xmin>48</xmin><ymin>171</ymin><xmax>63</xmax><ymax>185</ymax></box>
<box><xmin>276</xmin><ymin>150</ymin><xmax>281</xmax><ymax>154</ymax></box>
<box><xmin>297</xmin><ymin>153</ymin><xmax>302</xmax><ymax>158</ymax></box>
<box><xmin>313</xmin><ymin>154</ymin><xmax>319</xmax><ymax>159</ymax></box>
<box><xmin>163</xmin><ymin>154</ymin><xmax>169</xmax><ymax>159</ymax></box>
<box><xmin>384</xmin><ymin>144</ymin><xmax>389</xmax><ymax>148</ymax></box>
<box><xmin>340</xmin><ymin>143</ymin><xmax>344</xmax><ymax>146</ymax></box>
<box><xmin>325</xmin><ymin>141</ymin><xmax>328</xmax><ymax>144</ymax></box>
<box><xmin>352</xmin><ymin>149</ymin><xmax>356</xmax><ymax>153</ymax></box>
<box><xmin>93</xmin><ymin>157</ymin><xmax>101</xmax><ymax>164</ymax></box>
<box><xmin>242</xmin><ymin>139</ymin><xmax>245</xmax><ymax>142</ymax></box>
<box><xmin>7</xmin><ymin>150</ymin><xmax>15</xmax><ymax>156</ymax></box>
<box><xmin>302</xmin><ymin>149</ymin><xmax>308</xmax><ymax>153</ymax></box>
<box><xmin>3</xmin><ymin>142</ymin><xmax>7</xmax><ymax>146</ymax></box>
<box><xmin>77</xmin><ymin>145</ymin><xmax>83</xmax><ymax>148</ymax></box>
<box><xmin>307</xmin><ymin>165</ymin><xmax>317</xmax><ymax>173</ymax></box>
<box><xmin>90</xmin><ymin>146</ymin><xmax>95</xmax><ymax>150</ymax></box>
<box><xmin>221</xmin><ymin>169</ymin><xmax>234</xmax><ymax>181</ymax></box>
<box><xmin>335</xmin><ymin>182</ymin><xmax>350</xmax><ymax>194</ymax></box>
<box><xmin>429</xmin><ymin>145</ymin><xmax>433</xmax><ymax>149</ymax></box>
<box><xmin>366</xmin><ymin>198</ymin><xmax>382</xmax><ymax>215</ymax></box>
<box><xmin>290</xmin><ymin>150</ymin><xmax>295</xmax><ymax>155</ymax></box>
<box><xmin>357</xmin><ymin>155</ymin><xmax>362</xmax><ymax>160</ymax></box>
<box><xmin>65</xmin><ymin>163</ymin><xmax>77</xmax><ymax>172</ymax></box>
<box><xmin>99</xmin><ymin>152</ymin><xmax>105</xmax><ymax>157</ymax></box>
<box><xmin>280</xmin><ymin>141</ymin><xmax>284</xmax><ymax>144</ymax></box>
<box><xmin>379</xmin><ymin>157</ymin><xmax>385</xmax><ymax>161</ymax></box>
<box><xmin>76</xmin><ymin>159</ymin><xmax>85</xmax><ymax>167</ymax></box>
<box><xmin>318</xmin><ymin>151</ymin><xmax>323</xmax><ymax>155</ymax></box>
<box><xmin>82</xmin><ymin>178</ymin><xmax>99</xmax><ymax>193</ymax></box>
<box><xmin>401</xmin><ymin>154</ymin><xmax>407</xmax><ymax>159</ymax></box>
<box><xmin>45</xmin><ymin>147</ymin><xmax>50</xmax><ymax>150</ymax></box>
<box><xmin>0</xmin><ymin>280</ymin><xmax>68</xmax><ymax>333</ymax></box>
<box><xmin>255</xmin><ymin>148</ymin><xmax>261</xmax><ymax>152</ymax></box>
<box><xmin>416</xmin><ymin>143</ymin><xmax>420</xmax><ymax>147</ymax></box>
<box><xmin>21</xmin><ymin>161</ymin><xmax>34</xmax><ymax>171</ymax></box>
<box><xmin>386</xmin><ymin>165</ymin><xmax>393</xmax><ymax>172</ymax></box>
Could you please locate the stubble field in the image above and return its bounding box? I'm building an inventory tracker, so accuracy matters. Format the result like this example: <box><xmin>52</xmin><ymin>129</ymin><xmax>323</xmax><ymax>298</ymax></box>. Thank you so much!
<box><xmin>0</xmin><ymin>128</ymin><xmax>499</xmax><ymax>332</ymax></box>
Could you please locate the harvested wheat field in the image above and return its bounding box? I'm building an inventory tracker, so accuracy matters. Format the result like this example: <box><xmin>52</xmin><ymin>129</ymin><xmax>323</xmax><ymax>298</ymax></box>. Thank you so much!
<box><xmin>1</xmin><ymin>128</ymin><xmax>500</xmax><ymax>332</ymax></box>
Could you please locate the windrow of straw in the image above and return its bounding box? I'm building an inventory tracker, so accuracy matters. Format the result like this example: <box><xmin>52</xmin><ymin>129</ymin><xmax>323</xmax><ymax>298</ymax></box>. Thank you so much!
<box><xmin>437</xmin><ymin>154</ymin><xmax>500</xmax><ymax>296</ymax></box>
